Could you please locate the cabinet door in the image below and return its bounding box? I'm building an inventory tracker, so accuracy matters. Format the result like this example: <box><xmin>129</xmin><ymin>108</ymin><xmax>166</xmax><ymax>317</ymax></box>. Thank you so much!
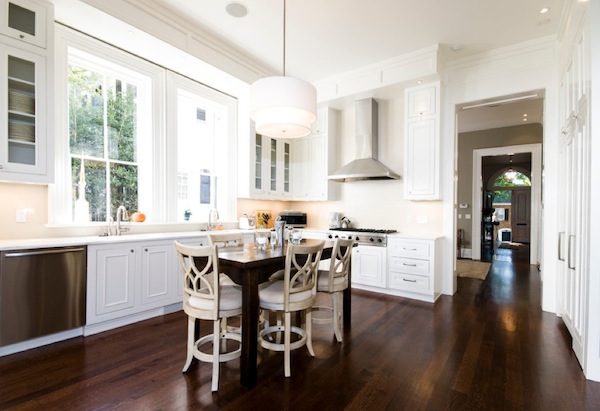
<box><xmin>404</xmin><ymin>117</ymin><xmax>438</xmax><ymax>199</ymax></box>
<box><xmin>94</xmin><ymin>246</ymin><xmax>136</xmax><ymax>316</ymax></box>
<box><xmin>0</xmin><ymin>0</ymin><xmax>47</xmax><ymax>48</ymax></box>
<box><xmin>406</xmin><ymin>84</ymin><xmax>437</xmax><ymax>118</ymax></box>
<box><xmin>251</xmin><ymin>132</ymin><xmax>267</xmax><ymax>196</ymax></box>
<box><xmin>140</xmin><ymin>243</ymin><xmax>173</xmax><ymax>306</ymax></box>
<box><xmin>351</xmin><ymin>246</ymin><xmax>386</xmax><ymax>288</ymax></box>
<box><xmin>0</xmin><ymin>44</ymin><xmax>47</xmax><ymax>178</ymax></box>
<box><xmin>292</xmin><ymin>137</ymin><xmax>310</xmax><ymax>198</ymax></box>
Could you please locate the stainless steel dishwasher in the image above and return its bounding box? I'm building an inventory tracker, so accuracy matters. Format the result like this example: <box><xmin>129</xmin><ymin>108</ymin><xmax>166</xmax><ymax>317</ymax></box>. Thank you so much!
<box><xmin>0</xmin><ymin>246</ymin><xmax>87</xmax><ymax>347</ymax></box>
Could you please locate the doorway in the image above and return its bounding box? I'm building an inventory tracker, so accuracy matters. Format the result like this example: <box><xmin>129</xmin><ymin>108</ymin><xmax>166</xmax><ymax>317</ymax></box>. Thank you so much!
<box><xmin>471</xmin><ymin>144</ymin><xmax>541</xmax><ymax>264</ymax></box>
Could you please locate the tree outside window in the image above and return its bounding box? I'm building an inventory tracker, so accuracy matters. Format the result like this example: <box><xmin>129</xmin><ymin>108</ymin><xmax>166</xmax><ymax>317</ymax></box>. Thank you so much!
<box><xmin>68</xmin><ymin>65</ymin><xmax>139</xmax><ymax>222</ymax></box>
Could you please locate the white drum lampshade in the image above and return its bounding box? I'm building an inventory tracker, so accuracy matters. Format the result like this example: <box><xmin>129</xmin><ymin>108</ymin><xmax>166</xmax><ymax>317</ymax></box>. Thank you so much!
<box><xmin>250</xmin><ymin>76</ymin><xmax>317</xmax><ymax>138</ymax></box>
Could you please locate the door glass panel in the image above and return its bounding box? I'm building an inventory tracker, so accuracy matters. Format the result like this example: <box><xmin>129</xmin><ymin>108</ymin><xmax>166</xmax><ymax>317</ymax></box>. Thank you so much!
<box><xmin>7</xmin><ymin>55</ymin><xmax>36</xmax><ymax>165</ymax></box>
<box><xmin>8</xmin><ymin>3</ymin><xmax>36</xmax><ymax>36</ymax></box>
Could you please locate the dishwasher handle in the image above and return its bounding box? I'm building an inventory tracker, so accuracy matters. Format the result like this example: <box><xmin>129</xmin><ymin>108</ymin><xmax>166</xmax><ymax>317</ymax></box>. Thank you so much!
<box><xmin>4</xmin><ymin>247</ymin><xmax>86</xmax><ymax>258</ymax></box>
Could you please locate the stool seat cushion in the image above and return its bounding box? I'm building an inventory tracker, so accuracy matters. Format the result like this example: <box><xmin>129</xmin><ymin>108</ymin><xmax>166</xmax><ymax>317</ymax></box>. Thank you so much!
<box><xmin>259</xmin><ymin>280</ymin><xmax>312</xmax><ymax>305</ymax></box>
<box><xmin>189</xmin><ymin>285</ymin><xmax>242</xmax><ymax>311</ymax></box>
<box><xmin>317</xmin><ymin>270</ymin><xmax>346</xmax><ymax>289</ymax></box>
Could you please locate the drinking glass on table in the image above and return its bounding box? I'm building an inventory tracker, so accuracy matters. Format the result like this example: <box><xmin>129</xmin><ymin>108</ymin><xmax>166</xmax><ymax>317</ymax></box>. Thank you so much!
<box><xmin>290</xmin><ymin>229</ymin><xmax>303</xmax><ymax>244</ymax></box>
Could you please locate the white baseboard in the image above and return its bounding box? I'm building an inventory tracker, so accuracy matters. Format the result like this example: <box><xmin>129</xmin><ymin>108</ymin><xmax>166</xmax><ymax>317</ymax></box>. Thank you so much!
<box><xmin>460</xmin><ymin>248</ymin><xmax>472</xmax><ymax>259</ymax></box>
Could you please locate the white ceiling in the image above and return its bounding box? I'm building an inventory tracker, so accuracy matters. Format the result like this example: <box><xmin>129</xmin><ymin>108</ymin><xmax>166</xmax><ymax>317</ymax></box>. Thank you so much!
<box><xmin>150</xmin><ymin>0</ymin><xmax>564</xmax><ymax>82</ymax></box>
<box><xmin>148</xmin><ymin>0</ymin><xmax>559</xmax><ymax>132</ymax></box>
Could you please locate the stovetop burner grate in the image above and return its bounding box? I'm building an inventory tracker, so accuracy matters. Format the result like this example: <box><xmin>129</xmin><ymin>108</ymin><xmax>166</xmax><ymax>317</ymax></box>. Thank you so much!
<box><xmin>329</xmin><ymin>228</ymin><xmax>397</xmax><ymax>234</ymax></box>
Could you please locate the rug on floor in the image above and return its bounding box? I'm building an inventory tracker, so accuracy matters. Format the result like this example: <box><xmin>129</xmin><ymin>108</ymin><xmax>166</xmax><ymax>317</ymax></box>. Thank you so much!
<box><xmin>456</xmin><ymin>259</ymin><xmax>491</xmax><ymax>280</ymax></box>
<box><xmin>499</xmin><ymin>242</ymin><xmax>523</xmax><ymax>250</ymax></box>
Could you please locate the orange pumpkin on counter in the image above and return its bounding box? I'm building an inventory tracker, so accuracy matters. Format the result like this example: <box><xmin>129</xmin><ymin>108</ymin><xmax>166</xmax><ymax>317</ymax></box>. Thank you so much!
<box><xmin>131</xmin><ymin>212</ymin><xmax>146</xmax><ymax>222</ymax></box>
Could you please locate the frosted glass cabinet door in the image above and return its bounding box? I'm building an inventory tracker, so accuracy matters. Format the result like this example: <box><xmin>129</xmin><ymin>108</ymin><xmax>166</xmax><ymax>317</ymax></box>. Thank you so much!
<box><xmin>0</xmin><ymin>0</ymin><xmax>47</xmax><ymax>48</ymax></box>
<box><xmin>0</xmin><ymin>44</ymin><xmax>46</xmax><ymax>177</ymax></box>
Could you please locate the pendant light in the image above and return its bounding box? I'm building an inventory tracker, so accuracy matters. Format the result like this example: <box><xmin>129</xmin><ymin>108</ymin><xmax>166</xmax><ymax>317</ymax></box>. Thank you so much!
<box><xmin>504</xmin><ymin>155</ymin><xmax>517</xmax><ymax>181</ymax></box>
<box><xmin>249</xmin><ymin>0</ymin><xmax>317</xmax><ymax>138</ymax></box>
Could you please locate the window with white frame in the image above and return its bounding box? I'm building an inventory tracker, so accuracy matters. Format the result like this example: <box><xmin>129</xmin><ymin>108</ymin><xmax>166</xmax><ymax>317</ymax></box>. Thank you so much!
<box><xmin>51</xmin><ymin>27</ymin><xmax>237</xmax><ymax>225</ymax></box>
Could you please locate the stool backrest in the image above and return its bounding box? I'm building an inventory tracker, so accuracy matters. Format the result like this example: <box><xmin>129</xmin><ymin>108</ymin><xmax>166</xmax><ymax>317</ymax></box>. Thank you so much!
<box><xmin>324</xmin><ymin>238</ymin><xmax>354</xmax><ymax>292</ymax></box>
<box><xmin>208</xmin><ymin>233</ymin><xmax>244</xmax><ymax>248</ymax></box>
<box><xmin>175</xmin><ymin>241</ymin><xmax>220</xmax><ymax>319</ymax></box>
<box><xmin>284</xmin><ymin>241</ymin><xmax>324</xmax><ymax>308</ymax></box>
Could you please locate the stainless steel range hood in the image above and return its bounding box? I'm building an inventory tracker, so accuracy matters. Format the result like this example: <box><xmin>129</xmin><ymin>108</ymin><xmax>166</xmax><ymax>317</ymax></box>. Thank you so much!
<box><xmin>328</xmin><ymin>98</ymin><xmax>401</xmax><ymax>182</ymax></box>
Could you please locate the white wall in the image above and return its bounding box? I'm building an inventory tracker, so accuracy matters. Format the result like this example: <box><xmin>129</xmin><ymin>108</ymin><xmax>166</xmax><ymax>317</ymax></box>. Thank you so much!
<box><xmin>441</xmin><ymin>37</ymin><xmax>559</xmax><ymax>305</ymax></box>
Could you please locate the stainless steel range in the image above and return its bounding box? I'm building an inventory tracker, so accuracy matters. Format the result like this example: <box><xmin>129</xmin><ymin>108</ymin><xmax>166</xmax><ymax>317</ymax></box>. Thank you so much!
<box><xmin>325</xmin><ymin>228</ymin><xmax>397</xmax><ymax>247</ymax></box>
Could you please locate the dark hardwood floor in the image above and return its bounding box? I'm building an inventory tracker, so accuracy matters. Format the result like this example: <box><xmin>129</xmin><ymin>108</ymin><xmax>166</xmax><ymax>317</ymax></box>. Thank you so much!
<box><xmin>2</xmin><ymin>244</ymin><xmax>600</xmax><ymax>410</ymax></box>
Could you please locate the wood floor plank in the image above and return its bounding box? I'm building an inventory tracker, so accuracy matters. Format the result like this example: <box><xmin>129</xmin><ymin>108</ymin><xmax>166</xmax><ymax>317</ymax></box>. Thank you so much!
<box><xmin>2</xmin><ymin>245</ymin><xmax>600</xmax><ymax>410</ymax></box>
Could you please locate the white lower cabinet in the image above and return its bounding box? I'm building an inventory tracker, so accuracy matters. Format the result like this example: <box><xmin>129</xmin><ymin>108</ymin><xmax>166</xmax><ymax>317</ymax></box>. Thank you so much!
<box><xmin>387</xmin><ymin>237</ymin><xmax>441</xmax><ymax>302</ymax></box>
<box><xmin>86</xmin><ymin>236</ymin><xmax>206</xmax><ymax>335</ymax></box>
<box><xmin>351</xmin><ymin>245</ymin><xmax>387</xmax><ymax>288</ymax></box>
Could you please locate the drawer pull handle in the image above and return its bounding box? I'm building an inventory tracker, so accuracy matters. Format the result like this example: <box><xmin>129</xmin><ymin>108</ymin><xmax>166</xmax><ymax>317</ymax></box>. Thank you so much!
<box><xmin>402</xmin><ymin>263</ymin><xmax>417</xmax><ymax>267</ymax></box>
<box><xmin>403</xmin><ymin>278</ymin><xmax>417</xmax><ymax>283</ymax></box>
<box><xmin>403</xmin><ymin>248</ymin><xmax>417</xmax><ymax>251</ymax></box>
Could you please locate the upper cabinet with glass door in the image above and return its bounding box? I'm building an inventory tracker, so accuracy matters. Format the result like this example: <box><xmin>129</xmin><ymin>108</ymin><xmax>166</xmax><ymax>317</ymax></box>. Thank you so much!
<box><xmin>250</xmin><ymin>132</ymin><xmax>291</xmax><ymax>199</ymax></box>
<box><xmin>0</xmin><ymin>0</ymin><xmax>52</xmax><ymax>183</ymax></box>
<box><xmin>0</xmin><ymin>0</ymin><xmax>47</xmax><ymax>48</ymax></box>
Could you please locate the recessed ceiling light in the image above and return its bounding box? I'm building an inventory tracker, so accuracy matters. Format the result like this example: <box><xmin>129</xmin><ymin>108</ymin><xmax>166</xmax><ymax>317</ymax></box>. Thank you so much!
<box><xmin>226</xmin><ymin>2</ymin><xmax>248</xmax><ymax>18</ymax></box>
<box><xmin>540</xmin><ymin>7</ymin><xmax>549</xmax><ymax>14</ymax></box>
<box><xmin>523</xmin><ymin>113</ymin><xmax>528</xmax><ymax>117</ymax></box>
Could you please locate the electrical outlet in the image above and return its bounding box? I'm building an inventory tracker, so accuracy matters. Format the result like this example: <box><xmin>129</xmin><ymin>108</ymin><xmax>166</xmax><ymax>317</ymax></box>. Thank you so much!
<box><xmin>16</xmin><ymin>209</ymin><xmax>27</xmax><ymax>223</ymax></box>
<box><xmin>465</xmin><ymin>214</ymin><xmax>471</xmax><ymax>220</ymax></box>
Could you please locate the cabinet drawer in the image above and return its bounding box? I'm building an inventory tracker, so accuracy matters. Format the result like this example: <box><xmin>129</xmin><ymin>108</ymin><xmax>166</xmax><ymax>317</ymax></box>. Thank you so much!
<box><xmin>388</xmin><ymin>240</ymin><xmax>430</xmax><ymax>258</ymax></box>
<box><xmin>389</xmin><ymin>272</ymin><xmax>430</xmax><ymax>293</ymax></box>
<box><xmin>389</xmin><ymin>256</ymin><xmax>430</xmax><ymax>275</ymax></box>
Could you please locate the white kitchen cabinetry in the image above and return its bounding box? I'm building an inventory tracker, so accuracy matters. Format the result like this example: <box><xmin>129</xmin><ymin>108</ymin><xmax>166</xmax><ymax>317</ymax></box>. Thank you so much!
<box><xmin>86</xmin><ymin>236</ymin><xmax>207</xmax><ymax>335</ymax></box>
<box><xmin>0</xmin><ymin>0</ymin><xmax>53</xmax><ymax>183</ymax></box>
<box><xmin>403</xmin><ymin>82</ymin><xmax>441</xmax><ymax>200</ymax></box>
<box><xmin>250</xmin><ymin>132</ymin><xmax>291</xmax><ymax>199</ymax></box>
<box><xmin>292</xmin><ymin>107</ymin><xmax>338</xmax><ymax>201</ymax></box>
<box><xmin>556</xmin><ymin>26</ymin><xmax>590</xmax><ymax>367</ymax></box>
<box><xmin>387</xmin><ymin>237</ymin><xmax>442</xmax><ymax>302</ymax></box>
<box><xmin>0</xmin><ymin>0</ymin><xmax>47</xmax><ymax>48</ymax></box>
<box><xmin>351</xmin><ymin>245</ymin><xmax>386</xmax><ymax>288</ymax></box>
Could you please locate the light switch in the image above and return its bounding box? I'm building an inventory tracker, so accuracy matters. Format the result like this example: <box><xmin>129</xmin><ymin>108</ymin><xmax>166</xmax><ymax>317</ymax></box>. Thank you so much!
<box><xmin>458</xmin><ymin>214</ymin><xmax>462</xmax><ymax>219</ymax></box>
<box><xmin>16</xmin><ymin>209</ymin><xmax>27</xmax><ymax>223</ymax></box>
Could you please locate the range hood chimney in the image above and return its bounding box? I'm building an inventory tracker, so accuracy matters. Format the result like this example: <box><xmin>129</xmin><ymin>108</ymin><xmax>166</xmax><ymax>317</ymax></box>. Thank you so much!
<box><xmin>328</xmin><ymin>98</ymin><xmax>401</xmax><ymax>182</ymax></box>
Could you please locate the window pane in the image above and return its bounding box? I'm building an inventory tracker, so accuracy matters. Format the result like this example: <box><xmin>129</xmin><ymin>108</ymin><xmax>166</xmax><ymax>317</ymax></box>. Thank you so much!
<box><xmin>68</xmin><ymin>52</ymin><xmax>143</xmax><ymax>223</ymax></box>
<box><xmin>71</xmin><ymin>157</ymin><xmax>107</xmax><ymax>222</ymax></box>
<box><xmin>107</xmin><ymin>80</ymin><xmax>137</xmax><ymax>162</ymax></box>
<box><xmin>69</xmin><ymin>66</ymin><xmax>104</xmax><ymax>158</ymax></box>
<box><xmin>173</xmin><ymin>83</ymin><xmax>230</xmax><ymax>222</ymax></box>
<box><xmin>110</xmin><ymin>162</ymin><xmax>138</xmax><ymax>215</ymax></box>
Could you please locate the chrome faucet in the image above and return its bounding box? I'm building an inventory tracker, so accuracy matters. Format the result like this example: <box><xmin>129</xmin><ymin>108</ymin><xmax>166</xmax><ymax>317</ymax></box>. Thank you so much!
<box><xmin>116</xmin><ymin>205</ymin><xmax>129</xmax><ymax>236</ymax></box>
<box><xmin>208</xmin><ymin>208</ymin><xmax>219</xmax><ymax>231</ymax></box>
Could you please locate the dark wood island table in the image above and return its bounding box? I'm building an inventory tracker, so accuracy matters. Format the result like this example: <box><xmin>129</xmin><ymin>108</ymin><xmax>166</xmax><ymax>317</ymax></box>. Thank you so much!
<box><xmin>217</xmin><ymin>239</ymin><xmax>351</xmax><ymax>389</ymax></box>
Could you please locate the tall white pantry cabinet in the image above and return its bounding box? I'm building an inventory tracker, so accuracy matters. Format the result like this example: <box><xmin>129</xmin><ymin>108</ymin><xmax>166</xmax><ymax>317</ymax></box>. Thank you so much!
<box><xmin>403</xmin><ymin>81</ymin><xmax>441</xmax><ymax>200</ymax></box>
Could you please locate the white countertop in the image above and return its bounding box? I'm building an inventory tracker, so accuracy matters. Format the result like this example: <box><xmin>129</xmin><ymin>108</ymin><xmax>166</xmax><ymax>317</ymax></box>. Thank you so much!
<box><xmin>0</xmin><ymin>230</ymin><xmax>249</xmax><ymax>251</ymax></box>
<box><xmin>0</xmin><ymin>228</ymin><xmax>443</xmax><ymax>251</ymax></box>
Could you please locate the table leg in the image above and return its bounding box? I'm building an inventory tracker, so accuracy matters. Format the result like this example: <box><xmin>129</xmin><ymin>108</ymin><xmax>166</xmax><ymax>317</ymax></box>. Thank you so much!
<box><xmin>240</xmin><ymin>269</ymin><xmax>259</xmax><ymax>388</ymax></box>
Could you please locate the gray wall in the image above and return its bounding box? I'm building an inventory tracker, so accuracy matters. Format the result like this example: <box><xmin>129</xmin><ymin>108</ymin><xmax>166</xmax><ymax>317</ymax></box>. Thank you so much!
<box><xmin>457</xmin><ymin>123</ymin><xmax>543</xmax><ymax>250</ymax></box>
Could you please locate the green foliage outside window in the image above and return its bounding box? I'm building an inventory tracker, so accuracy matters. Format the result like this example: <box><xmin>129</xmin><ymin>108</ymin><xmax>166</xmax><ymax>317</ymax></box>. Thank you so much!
<box><xmin>69</xmin><ymin>65</ymin><xmax>138</xmax><ymax>222</ymax></box>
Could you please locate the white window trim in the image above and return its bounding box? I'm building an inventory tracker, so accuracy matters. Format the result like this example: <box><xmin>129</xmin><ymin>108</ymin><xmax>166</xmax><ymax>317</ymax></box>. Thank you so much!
<box><xmin>48</xmin><ymin>25</ymin><xmax>238</xmax><ymax>227</ymax></box>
